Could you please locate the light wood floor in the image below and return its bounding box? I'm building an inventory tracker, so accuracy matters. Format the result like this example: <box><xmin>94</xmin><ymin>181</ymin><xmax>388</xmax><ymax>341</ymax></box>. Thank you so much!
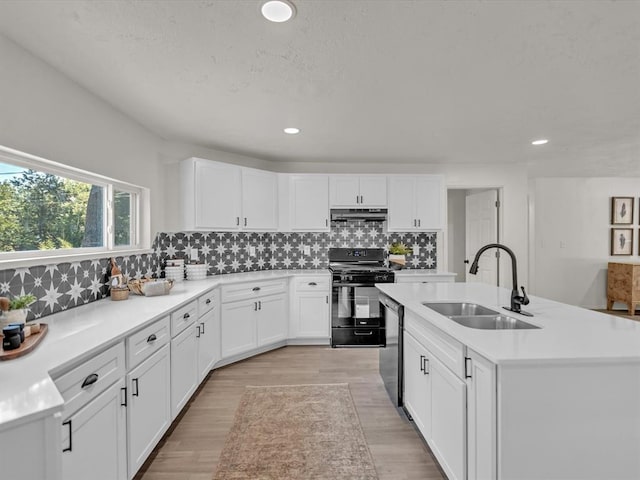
<box><xmin>135</xmin><ymin>346</ymin><xmax>445</xmax><ymax>480</ymax></box>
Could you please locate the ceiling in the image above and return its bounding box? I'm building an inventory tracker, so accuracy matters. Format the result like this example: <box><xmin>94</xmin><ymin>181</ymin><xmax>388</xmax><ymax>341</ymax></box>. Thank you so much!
<box><xmin>0</xmin><ymin>0</ymin><xmax>638</xmax><ymax>175</ymax></box>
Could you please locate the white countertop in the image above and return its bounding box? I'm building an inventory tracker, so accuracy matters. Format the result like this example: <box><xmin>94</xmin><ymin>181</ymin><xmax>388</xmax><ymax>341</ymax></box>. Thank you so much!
<box><xmin>392</xmin><ymin>270</ymin><xmax>456</xmax><ymax>277</ymax></box>
<box><xmin>0</xmin><ymin>269</ymin><xmax>328</xmax><ymax>431</ymax></box>
<box><xmin>377</xmin><ymin>282</ymin><xmax>640</xmax><ymax>365</ymax></box>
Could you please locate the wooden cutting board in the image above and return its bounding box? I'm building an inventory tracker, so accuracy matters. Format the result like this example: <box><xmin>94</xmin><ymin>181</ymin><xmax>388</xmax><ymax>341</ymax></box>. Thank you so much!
<box><xmin>0</xmin><ymin>323</ymin><xmax>48</xmax><ymax>361</ymax></box>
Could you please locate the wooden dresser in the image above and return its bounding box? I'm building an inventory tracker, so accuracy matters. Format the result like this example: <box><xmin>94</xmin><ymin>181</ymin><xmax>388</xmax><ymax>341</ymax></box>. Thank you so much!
<box><xmin>607</xmin><ymin>262</ymin><xmax>640</xmax><ymax>315</ymax></box>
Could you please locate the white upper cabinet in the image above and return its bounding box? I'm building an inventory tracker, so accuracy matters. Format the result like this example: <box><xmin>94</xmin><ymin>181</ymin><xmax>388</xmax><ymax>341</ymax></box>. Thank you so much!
<box><xmin>290</xmin><ymin>175</ymin><xmax>329</xmax><ymax>231</ymax></box>
<box><xmin>330</xmin><ymin>175</ymin><xmax>387</xmax><ymax>207</ymax></box>
<box><xmin>388</xmin><ymin>175</ymin><xmax>444</xmax><ymax>231</ymax></box>
<box><xmin>180</xmin><ymin>158</ymin><xmax>277</xmax><ymax>231</ymax></box>
<box><xmin>241</xmin><ymin>168</ymin><xmax>278</xmax><ymax>230</ymax></box>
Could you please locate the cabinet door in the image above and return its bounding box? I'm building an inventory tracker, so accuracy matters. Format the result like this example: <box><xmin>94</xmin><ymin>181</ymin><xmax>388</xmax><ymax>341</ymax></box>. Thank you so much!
<box><xmin>359</xmin><ymin>176</ymin><xmax>387</xmax><ymax>207</ymax></box>
<box><xmin>257</xmin><ymin>293</ymin><xmax>288</xmax><ymax>346</ymax></box>
<box><xmin>430</xmin><ymin>354</ymin><xmax>467</xmax><ymax>480</ymax></box>
<box><xmin>221</xmin><ymin>299</ymin><xmax>257</xmax><ymax>358</ymax></box>
<box><xmin>170</xmin><ymin>324</ymin><xmax>198</xmax><ymax>420</ymax></box>
<box><xmin>197</xmin><ymin>306</ymin><xmax>220</xmax><ymax>382</ymax></box>
<box><xmin>294</xmin><ymin>293</ymin><xmax>330</xmax><ymax>338</ymax></box>
<box><xmin>194</xmin><ymin>160</ymin><xmax>241</xmax><ymax>230</ymax></box>
<box><xmin>330</xmin><ymin>176</ymin><xmax>360</xmax><ymax>207</ymax></box>
<box><xmin>388</xmin><ymin>176</ymin><xmax>417</xmax><ymax>231</ymax></box>
<box><xmin>62</xmin><ymin>379</ymin><xmax>127</xmax><ymax>480</ymax></box>
<box><xmin>127</xmin><ymin>344</ymin><xmax>171</xmax><ymax>478</ymax></box>
<box><xmin>467</xmin><ymin>350</ymin><xmax>496</xmax><ymax>480</ymax></box>
<box><xmin>403</xmin><ymin>331</ymin><xmax>431</xmax><ymax>439</ymax></box>
<box><xmin>242</xmin><ymin>169</ymin><xmax>278</xmax><ymax>230</ymax></box>
<box><xmin>415</xmin><ymin>175</ymin><xmax>444</xmax><ymax>230</ymax></box>
<box><xmin>291</xmin><ymin>175</ymin><xmax>329</xmax><ymax>231</ymax></box>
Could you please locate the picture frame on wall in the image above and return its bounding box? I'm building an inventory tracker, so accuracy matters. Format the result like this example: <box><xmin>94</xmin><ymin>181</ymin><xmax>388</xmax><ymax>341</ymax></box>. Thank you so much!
<box><xmin>611</xmin><ymin>197</ymin><xmax>634</xmax><ymax>225</ymax></box>
<box><xmin>611</xmin><ymin>228</ymin><xmax>633</xmax><ymax>256</ymax></box>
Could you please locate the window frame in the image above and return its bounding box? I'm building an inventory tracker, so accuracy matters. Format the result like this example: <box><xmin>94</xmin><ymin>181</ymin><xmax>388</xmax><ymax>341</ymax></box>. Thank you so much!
<box><xmin>0</xmin><ymin>145</ymin><xmax>150</xmax><ymax>268</ymax></box>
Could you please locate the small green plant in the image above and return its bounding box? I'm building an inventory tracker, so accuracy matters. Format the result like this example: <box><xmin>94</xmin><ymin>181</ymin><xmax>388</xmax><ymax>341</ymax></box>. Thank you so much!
<box><xmin>10</xmin><ymin>294</ymin><xmax>36</xmax><ymax>310</ymax></box>
<box><xmin>389</xmin><ymin>242</ymin><xmax>413</xmax><ymax>255</ymax></box>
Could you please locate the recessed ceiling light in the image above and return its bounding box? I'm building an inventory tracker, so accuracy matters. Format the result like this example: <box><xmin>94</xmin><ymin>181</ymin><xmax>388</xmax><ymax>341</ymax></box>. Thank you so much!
<box><xmin>284</xmin><ymin>127</ymin><xmax>300</xmax><ymax>135</ymax></box>
<box><xmin>531</xmin><ymin>139</ymin><xmax>549</xmax><ymax>145</ymax></box>
<box><xmin>261</xmin><ymin>0</ymin><xmax>296</xmax><ymax>23</ymax></box>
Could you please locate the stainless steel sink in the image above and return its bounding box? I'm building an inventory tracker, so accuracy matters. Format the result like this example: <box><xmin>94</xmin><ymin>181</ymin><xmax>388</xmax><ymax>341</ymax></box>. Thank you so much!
<box><xmin>422</xmin><ymin>302</ymin><xmax>499</xmax><ymax>317</ymax></box>
<box><xmin>449</xmin><ymin>315</ymin><xmax>540</xmax><ymax>330</ymax></box>
<box><xmin>423</xmin><ymin>302</ymin><xmax>540</xmax><ymax>330</ymax></box>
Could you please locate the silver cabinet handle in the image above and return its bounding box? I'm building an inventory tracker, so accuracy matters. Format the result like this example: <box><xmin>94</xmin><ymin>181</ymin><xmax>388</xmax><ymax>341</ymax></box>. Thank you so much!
<box><xmin>356</xmin><ymin>195</ymin><xmax>359</xmax><ymax>204</ymax></box>
<box><xmin>360</xmin><ymin>195</ymin><xmax>363</xmax><ymax>204</ymax></box>
<box><xmin>236</xmin><ymin>217</ymin><xmax>240</xmax><ymax>226</ymax></box>
<box><xmin>205</xmin><ymin>298</ymin><xmax>211</xmax><ymax>305</ymax></box>
<box><xmin>258</xmin><ymin>300</ymin><xmax>262</xmax><ymax>310</ymax></box>
<box><xmin>418</xmin><ymin>219</ymin><xmax>421</xmax><ymax>227</ymax></box>
<box><xmin>308</xmin><ymin>282</ymin><xmax>317</xmax><ymax>286</ymax></box>
<box><xmin>196</xmin><ymin>325</ymin><xmax>201</xmax><ymax>338</ymax></box>
<box><xmin>200</xmin><ymin>321</ymin><xmax>205</xmax><ymax>334</ymax></box>
<box><xmin>244</xmin><ymin>217</ymin><xmax>247</xmax><ymax>226</ymax></box>
<box><xmin>420</xmin><ymin>355</ymin><xmax>425</xmax><ymax>372</ymax></box>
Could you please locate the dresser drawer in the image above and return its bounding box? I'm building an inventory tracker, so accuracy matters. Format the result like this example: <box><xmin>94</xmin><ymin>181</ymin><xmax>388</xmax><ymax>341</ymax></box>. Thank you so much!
<box><xmin>221</xmin><ymin>278</ymin><xmax>287</xmax><ymax>303</ymax></box>
<box><xmin>171</xmin><ymin>301</ymin><xmax>197</xmax><ymax>337</ymax></box>
<box><xmin>127</xmin><ymin>316</ymin><xmax>170</xmax><ymax>369</ymax></box>
<box><xmin>293</xmin><ymin>276</ymin><xmax>330</xmax><ymax>292</ymax></box>
<box><xmin>53</xmin><ymin>341</ymin><xmax>125</xmax><ymax>419</ymax></box>
<box><xmin>198</xmin><ymin>288</ymin><xmax>219</xmax><ymax>317</ymax></box>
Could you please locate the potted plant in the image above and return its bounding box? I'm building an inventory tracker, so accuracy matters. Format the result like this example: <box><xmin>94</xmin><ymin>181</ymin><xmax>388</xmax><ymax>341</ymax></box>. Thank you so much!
<box><xmin>0</xmin><ymin>294</ymin><xmax>36</xmax><ymax>327</ymax></box>
<box><xmin>388</xmin><ymin>242</ymin><xmax>413</xmax><ymax>269</ymax></box>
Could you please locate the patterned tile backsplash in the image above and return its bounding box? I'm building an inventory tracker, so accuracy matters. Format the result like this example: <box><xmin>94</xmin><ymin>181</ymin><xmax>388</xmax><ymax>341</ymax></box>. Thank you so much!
<box><xmin>0</xmin><ymin>221</ymin><xmax>436</xmax><ymax>320</ymax></box>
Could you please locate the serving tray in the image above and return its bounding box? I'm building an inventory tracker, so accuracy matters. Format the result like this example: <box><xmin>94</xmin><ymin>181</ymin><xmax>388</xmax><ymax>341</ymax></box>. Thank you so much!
<box><xmin>0</xmin><ymin>323</ymin><xmax>48</xmax><ymax>361</ymax></box>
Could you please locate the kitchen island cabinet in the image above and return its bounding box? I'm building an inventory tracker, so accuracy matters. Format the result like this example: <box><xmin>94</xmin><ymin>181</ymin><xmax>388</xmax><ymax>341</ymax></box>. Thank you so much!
<box><xmin>377</xmin><ymin>281</ymin><xmax>640</xmax><ymax>480</ymax></box>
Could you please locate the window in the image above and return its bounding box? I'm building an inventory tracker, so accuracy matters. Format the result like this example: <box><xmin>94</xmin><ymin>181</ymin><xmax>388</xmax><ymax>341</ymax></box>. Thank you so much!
<box><xmin>0</xmin><ymin>145</ymin><xmax>148</xmax><ymax>263</ymax></box>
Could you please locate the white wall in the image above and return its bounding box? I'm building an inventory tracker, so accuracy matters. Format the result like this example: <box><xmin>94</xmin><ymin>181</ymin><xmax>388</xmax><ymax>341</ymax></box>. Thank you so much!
<box><xmin>531</xmin><ymin>177</ymin><xmax>640</xmax><ymax>308</ymax></box>
<box><xmin>0</xmin><ymin>34</ymin><xmax>164</xmax><ymax>237</ymax></box>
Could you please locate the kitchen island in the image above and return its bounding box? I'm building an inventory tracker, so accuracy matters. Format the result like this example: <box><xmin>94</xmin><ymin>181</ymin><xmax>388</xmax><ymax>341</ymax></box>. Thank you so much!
<box><xmin>377</xmin><ymin>281</ymin><xmax>640</xmax><ymax>480</ymax></box>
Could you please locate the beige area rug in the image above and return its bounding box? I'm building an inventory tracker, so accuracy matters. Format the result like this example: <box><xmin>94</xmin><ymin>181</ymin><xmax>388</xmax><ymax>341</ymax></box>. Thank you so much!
<box><xmin>213</xmin><ymin>383</ymin><xmax>379</xmax><ymax>480</ymax></box>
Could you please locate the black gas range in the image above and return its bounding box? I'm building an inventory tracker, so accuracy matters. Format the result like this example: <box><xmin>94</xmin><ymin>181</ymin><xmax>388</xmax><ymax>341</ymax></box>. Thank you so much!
<box><xmin>329</xmin><ymin>248</ymin><xmax>395</xmax><ymax>347</ymax></box>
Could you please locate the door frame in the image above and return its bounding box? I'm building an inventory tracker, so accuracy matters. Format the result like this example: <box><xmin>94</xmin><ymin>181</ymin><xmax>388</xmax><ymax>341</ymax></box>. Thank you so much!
<box><xmin>444</xmin><ymin>186</ymin><xmax>504</xmax><ymax>286</ymax></box>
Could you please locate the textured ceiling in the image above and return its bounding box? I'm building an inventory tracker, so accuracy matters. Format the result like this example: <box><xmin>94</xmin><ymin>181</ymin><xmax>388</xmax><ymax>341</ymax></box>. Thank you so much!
<box><xmin>0</xmin><ymin>0</ymin><xmax>638</xmax><ymax>175</ymax></box>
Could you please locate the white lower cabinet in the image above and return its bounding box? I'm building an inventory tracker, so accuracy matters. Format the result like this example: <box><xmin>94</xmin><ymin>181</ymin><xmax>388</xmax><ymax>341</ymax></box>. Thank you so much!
<box><xmin>403</xmin><ymin>331</ymin><xmax>432</xmax><ymax>438</ymax></box>
<box><xmin>61</xmin><ymin>378</ymin><xmax>127</xmax><ymax>480</ymax></box>
<box><xmin>170</xmin><ymin>323</ymin><xmax>198</xmax><ymax>419</ymax></box>
<box><xmin>405</xmin><ymin>313</ymin><xmax>496</xmax><ymax>480</ymax></box>
<box><xmin>257</xmin><ymin>293</ymin><xmax>288</xmax><ymax>346</ymax></box>
<box><xmin>221</xmin><ymin>281</ymin><xmax>288</xmax><ymax>360</ymax></box>
<box><xmin>430</xmin><ymin>354</ymin><xmax>466</xmax><ymax>480</ymax></box>
<box><xmin>221</xmin><ymin>298</ymin><xmax>258</xmax><ymax>358</ymax></box>
<box><xmin>290</xmin><ymin>276</ymin><xmax>330</xmax><ymax>340</ymax></box>
<box><xmin>127</xmin><ymin>344</ymin><xmax>171</xmax><ymax>479</ymax></box>
<box><xmin>197</xmin><ymin>304</ymin><xmax>220</xmax><ymax>381</ymax></box>
<box><xmin>466</xmin><ymin>350</ymin><xmax>496</xmax><ymax>480</ymax></box>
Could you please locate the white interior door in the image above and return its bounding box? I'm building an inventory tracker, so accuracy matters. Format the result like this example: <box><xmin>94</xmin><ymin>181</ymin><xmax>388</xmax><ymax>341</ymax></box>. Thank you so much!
<box><xmin>465</xmin><ymin>190</ymin><xmax>498</xmax><ymax>284</ymax></box>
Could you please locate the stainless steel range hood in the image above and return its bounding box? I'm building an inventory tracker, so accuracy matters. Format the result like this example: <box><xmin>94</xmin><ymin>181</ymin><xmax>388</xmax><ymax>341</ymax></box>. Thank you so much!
<box><xmin>330</xmin><ymin>208</ymin><xmax>388</xmax><ymax>222</ymax></box>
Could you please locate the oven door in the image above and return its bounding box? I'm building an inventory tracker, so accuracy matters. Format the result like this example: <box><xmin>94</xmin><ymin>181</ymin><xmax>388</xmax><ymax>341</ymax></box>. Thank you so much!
<box><xmin>331</xmin><ymin>284</ymin><xmax>382</xmax><ymax>328</ymax></box>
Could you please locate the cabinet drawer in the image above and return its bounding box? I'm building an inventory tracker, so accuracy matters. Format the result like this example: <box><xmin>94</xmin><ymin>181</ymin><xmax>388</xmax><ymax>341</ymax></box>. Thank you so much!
<box><xmin>127</xmin><ymin>316</ymin><xmax>170</xmax><ymax>369</ymax></box>
<box><xmin>171</xmin><ymin>301</ymin><xmax>197</xmax><ymax>337</ymax></box>
<box><xmin>293</xmin><ymin>277</ymin><xmax>330</xmax><ymax>292</ymax></box>
<box><xmin>198</xmin><ymin>288</ymin><xmax>219</xmax><ymax>317</ymax></box>
<box><xmin>53</xmin><ymin>341</ymin><xmax>125</xmax><ymax>419</ymax></box>
<box><xmin>221</xmin><ymin>278</ymin><xmax>287</xmax><ymax>303</ymax></box>
<box><xmin>405</xmin><ymin>310</ymin><xmax>465</xmax><ymax>378</ymax></box>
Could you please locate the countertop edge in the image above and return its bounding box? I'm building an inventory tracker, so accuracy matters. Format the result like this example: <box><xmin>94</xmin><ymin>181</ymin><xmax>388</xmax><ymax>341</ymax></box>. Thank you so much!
<box><xmin>0</xmin><ymin>269</ymin><xmax>329</xmax><ymax>430</ymax></box>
